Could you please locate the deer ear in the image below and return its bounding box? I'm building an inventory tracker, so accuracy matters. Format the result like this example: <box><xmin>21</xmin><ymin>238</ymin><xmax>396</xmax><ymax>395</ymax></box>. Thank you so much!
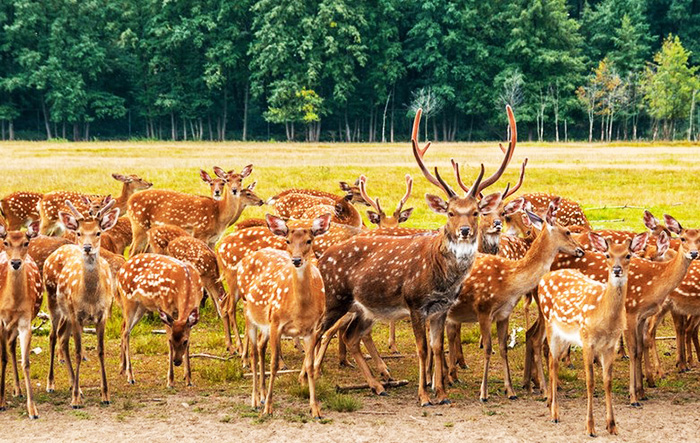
<box><xmin>545</xmin><ymin>199</ymin><xmax>559</xmax><ymax>226</ymax></box>
<box><xmin>158</xmin><ymin>309</ymin><xmax>174</xmax><ymax>327</ymax></box>
<box><xmin>0</xmin><ymin>224</ymin><xmax>6</xmax><ymax>239</ymax></box>
<box><xmin>240</xmin><ymin>164</ymin><xmax>253</xmax><ymax>179</ymax></box>
<box><xmin>59</xmin><ymin>211</ymin><xmax>79</xmax><ymax>232</ymax></box>
<box><xmin>630</xmin><ymin>232</ymin><xmax>649</xmax><ymax>254</ymax></box>
<box><xmin>588</xmin><ymin>232</ymin><xmax>608</xmax><ymax>253</ymax></box>
<box><xmin>339</xmin><ymin>181</ymin><xmax>351</xmax><ymax>192</ymax></box>
<box><xmin>367</xmin><ymin>211</ymin><xmax>381</xmax><ymax>225</ymax></box>
<box><xmin>526</xmin><ymin>210</ymin><xmax>543</xmax><ymax>230</ymax></box>
<box><xmin>112</xmin><ymin>173</ymin><xmax>129</xmax><ymax>183</ymax></box>
<box><xmin>212</xmin><ymin>166</ymin><xmax>227</xmax><ymax>179</ymax></box>
<box><xmin>643</xmin><ymin>210</ymin><xmax>659</xmax><ymax>231</ymax></box>
<box><xmin>80</xmin><ymin>196</ymin><xmax>92</xmax><ymax>206</ymax></box>
<box><xmin>311</xmin><ymin>213</ymin><xmax>331</xmax><ymax>236</ymax></box>
<box><xmin>187</xmin><ymin>308</ymin><xmax>200</xmax><ymax>327</ymax></box>
<box><xmin>265</xmin><ymin>214</ymin><xmax>288</xmax><ymax>237</ymax></box>
<box><xmin>100</xmin><ymin>208</ymin><xmax>120</xmax><ymax>232</ymax></box>
<box><xmin>425</xmin><ymin>194</ymin><xmax>448</xmax><ymax>214</ymax></box>
<box><xmin>503</xmin><ymin>197</ymin><xmax>525</xmax><ymax>216</ymax></box>
<box><xmin>663</xmin><ymin>214</ymin><xmax>682</xmax><ymax>235</ymax></box>
<box><xmin>397</xmin><ymin>208</ymin><xmax>414</xmax><ymax>223</ymax></box>
<box><xmin>479</xmin><ymin>193</ymin><xmax>502</xmax><ymax>215</ymax></box>
<box><xmin>26</xmin><ymin>221</ymin><xmax>40</xmax><ymax>239</ymax></box>
<box><xmin>656</xmin><ymin>231</ymin><xmax>670</xmax><ymax>257</ymax></box>
<box><xmin>200</xmin><ymin>169</ymin><xmax>213</xmax><ymax>184</ymax></box>
<box><xmin>246</xmin><ymin>181</ymin><xmax>257</xmax><ymax>191</ymax></box>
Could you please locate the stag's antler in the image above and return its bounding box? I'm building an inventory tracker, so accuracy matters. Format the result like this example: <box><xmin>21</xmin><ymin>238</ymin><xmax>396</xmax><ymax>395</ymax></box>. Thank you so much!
<box><xmin>477</xmin><ymin>105</ymin><xmax>518</xmax><ymax>195</ymax></box>
<box><xmin>395</xmin><ymin>175</ymin><xmax>413</xmax><ymax>214</ymax></box>
<box><xmin>358</xmin><ymin>175</ymin><xmax>382</xmax><ymax>215</ymax></box>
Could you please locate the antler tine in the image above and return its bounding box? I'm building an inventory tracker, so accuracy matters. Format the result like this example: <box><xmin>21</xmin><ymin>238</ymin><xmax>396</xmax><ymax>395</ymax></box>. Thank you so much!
<box><xmin>477</xmin><ymin>105</ymin><xmax>517</xmax><ymax>194</ymax></box>
<box><xmin>504</xmin><ymin>158</ymin><xmax>528</xmax><ymax>199</ymax></box>
<box><xmin>397</xmin><ymin>174</ymin><xmax>413</xmax><ymax>212</ymax></box>
<box><xmin>65</xmin><ymin>200</ymin><xmax>84</xmax><ymax>220</ymax></box>
<box><xmin>450</xmin><ymin>159</ymin><xmax>471</xmax><ymax>194</ymax></box>
<box><xmin>96</xmin><ymin>197</ymin><xmax>117</xmax><ymax>219</ymax></box>
<box><xmin>467</xmin><ymin>164</ymin><xmax>485</xmax><ymax>199</ymax></box>
<box><xmin>433</xmin><ymin>167</ymin><xmax>457</xmax><ymax>199</ymax></box>
<box><xmin>411</xmin><ymin>109</ymin><xmax>454</xmax><ymax>197</ymax></box>
<box><xmin>502</xmin><ymin>182</ymin><xmax>511</xmax><ymax>199</ymax></box>
<box><xmin>358</xmin><ymin>175</ymin><xmax>382</xmax><ymax>214</ymax></box>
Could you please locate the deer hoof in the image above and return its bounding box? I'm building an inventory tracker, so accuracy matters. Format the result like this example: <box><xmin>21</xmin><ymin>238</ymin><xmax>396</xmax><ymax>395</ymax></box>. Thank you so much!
<box><xmin>378</xmin><ymin>391</ymin><xmax>389</xmax><ymax>397</ymax></box>
<box><xmin>420</xmin><ymin>401</ymin><xmax>433</xmax><ymax>407</ymax></box>
<box><xmin>71</xmin><ymin>405</ymin><xmax>83</xmax><ymax>410</ymax></box>
<box><xmin>630</xmin><ymin>402</ymin><xmax>642</xmax><ymax>408</ymax></box>
<box><xmin>552</xmin><ymin>419</ymin><xmax>559</xmax><ymax>424</ymax></box>
<box><xmin>508</xmin><ymin>395</ymin><xmax>518</xmax><ymax>400</ymax></box>
<box><xmin>101</xmin><ymin>401</ymin><xmax>111</xmax><ymax>406</ymax></box>
<box><xmin>589</xmin><ymin>433</ymin><xmax>597</xmax><ymax>438</ymax></box>
<box><xmin>29</xmin><ymin>415</ymin><xmax>39</xmax><ymax>420</ymax></box>
<box><xmin>438</xmin><ymin>399</ymin><xmax>451</xmax><ymax>405</ymax></box>
<box><xmin>479</xmin><ymin>398</ymin><xmax>488</xmax><ymax>403</ymax></box>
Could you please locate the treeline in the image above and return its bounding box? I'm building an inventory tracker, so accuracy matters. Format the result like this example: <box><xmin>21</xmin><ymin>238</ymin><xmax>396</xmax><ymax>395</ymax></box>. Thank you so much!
<box><xmin>0</xmin><ymin>0</ymin><xmax>699</xmax><ymax>142</ymax></box>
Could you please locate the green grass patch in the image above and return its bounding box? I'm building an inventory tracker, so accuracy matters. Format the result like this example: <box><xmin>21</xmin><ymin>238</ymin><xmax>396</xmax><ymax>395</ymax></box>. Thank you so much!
<box><xmin>324</xmin><ymin>393</ymin><xmax>362</xmax><ymax>413</ymax></box>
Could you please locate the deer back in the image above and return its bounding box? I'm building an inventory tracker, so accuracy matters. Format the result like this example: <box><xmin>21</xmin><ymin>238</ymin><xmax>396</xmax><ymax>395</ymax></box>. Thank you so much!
<box><xmin>28</xmin><ymin>235</ymin><xmax>72</xmax><ymax>274</ymax></box>
<box><xmin>166</xmin><ymin>236</ymin><xmax>220</xmax><ymax>286</ymax></box>
<box><xmin>521</xmin><ymin>193</ymin><xmax>589</xmax><ymax>228</ymax></box>
<box><xmin>100</xmin><ymin>217</ymin><xmax>133</xmax><ymax>255</ymax></box>
<box><xmin>0</xmin><ymin>192</ymin><xmax>42</xmax><ymax>230</ymax></box>
<box><xmin>146</xmin><ymin>224</ymin><xmax>191</xmax><ymax>254</ymax></box>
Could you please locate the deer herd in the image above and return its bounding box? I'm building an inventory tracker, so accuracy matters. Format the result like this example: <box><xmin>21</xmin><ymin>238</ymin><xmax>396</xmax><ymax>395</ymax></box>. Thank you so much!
<box><xmin>0</xmin><ymin>107</ymin><xmax>699</xmax><ymax>436</ymax></box>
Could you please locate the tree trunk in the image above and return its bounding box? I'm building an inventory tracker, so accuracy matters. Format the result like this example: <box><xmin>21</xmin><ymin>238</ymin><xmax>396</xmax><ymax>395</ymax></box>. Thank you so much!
<box><xmin>381</xmin><ymin>91</ymin><xmax>391</xmax><ymax>143</ymax></box>
<box><xmin>688</xmin><ymin>89</ymin><xmax>697</xmax><ymax>141</ymax></box>
<box><xmin>61</xmin><ymin>122</ymin><xmax>66</xmax><ymax>140</ymax></box>
<box><xmin>183</xmin><ymin>118</ymin><xmax>188</xmax><ymax>141</ymax></box>
<box><xmin>368</xmin><ymin>107</ymin><xmax>374</xmax><ymax>142</ymax></box>
<box><xmin>42</xmin><ymin>97</ymin><xmax>52</xmax><ymax>139</ymax></box>
<box><xmin>208</xmin><ymin>116</ymin><xmax>213</xmax><ymax>141</ymax></box>
<box><xmin>242</xmin><ymin>83</ymin><xmax>249</xmax><ymax>141</ymax></box>
<box><xmin>171</xmin><ymin>112</ymin><xmax>176</xmax><ymax>140</ymax></box>
<box><xmin>442</xmin><ymin>113</ymin><xmax>447</xmax><ymax>141</ymax></box>
<box><xmin>345</xmin><ymin>110</ymin><xmax>351</xmax><ymax>142</ymax></box>
<box><xmin>84</xmin><ymin>122</ymin><xmax>90</xmax><ymax>141</ymax></box>
<box><xmin>432</xmin><ymin>117</ymin><xmax>438</xmax><ymax>141</ymax></box>
<box><xmin>222</xmin><ymin>88</ymin><xmax>228</xmax><ymax>141</ymax></box>
<box><xmin>588</xmin><ymin>113</ymin><xmax>593</xmax><ymax>143</ymax></box>
<box><xmin>564</xmin><ymin>119</ymin><xmax>568</xmax><ymax>143</ymax></box>
<box><xmin>390</xmin><ymin>85</ymin><xmax>395</xmax><ymax>143</ymax></box>
<box><xmin>1</xmin><ymin>120</ymin><xmax>5</xmax><ymax>140</ymax></box>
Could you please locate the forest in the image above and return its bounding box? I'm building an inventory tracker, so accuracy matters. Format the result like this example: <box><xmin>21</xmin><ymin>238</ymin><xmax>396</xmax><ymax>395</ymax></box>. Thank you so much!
<box><xmin>0</xmin><ymin>0</ymin><xmax>699</xmax><ymax>142</ymax></box>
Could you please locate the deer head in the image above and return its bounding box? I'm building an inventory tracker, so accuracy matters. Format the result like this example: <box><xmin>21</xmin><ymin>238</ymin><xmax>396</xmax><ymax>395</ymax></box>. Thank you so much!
<box><xmin>112</xmin><ymin>173</ymin><xmax>153</xmax><ymax>190</ymax></box>
<box><xmin>358</xmin><ymin>174</ymin><xmax>414</xmax><ymax>227</ymax></box>
<box><xmin>0</xmin><ymin>221</ymin><xmax>39</xmax><ymax>271</ymax></box>
<box><xmin>158</xmin><ymin>308</ymin><xmax>199</xmax><ymax>367</ymax></box>
<box><xmin>664</xmin><ymin>214</ymin><xmax>700</xmax><ymax>260</ymax></box>
<box><xmin>200</xmin><ymin>169</ymin><xmax>229</xmax><ymax>201</ymax></box>
<box><xmin>59</xmin><ymin>200</ymin><xmax>119</xmax><ymax>257</ymax></box>
<box><xmin>266</xmin><ymin>213</ymin><xmax>331</xmax><ymax>268</ymax></box>
<box><xmin>213</xmin><ymin>164</ymin><xmax>253</xmax><ymax>195</ymax></box>
<box><xmin>589</xmin><ymin>231</ymin><xmax>648</xmax><ymax>281</ymax></box>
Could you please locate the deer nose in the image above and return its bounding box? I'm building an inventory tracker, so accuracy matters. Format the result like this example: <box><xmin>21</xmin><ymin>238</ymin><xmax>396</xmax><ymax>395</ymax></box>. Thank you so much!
<box><xmin>493</xmin><ymin>220</ymin><xmax>502</xmax><ymax>231</ymax></box>
<box><xmin>83</xmin><ymin>244</ymin><xmax>93</xmax><ymax>254</ymax></box>
<box><xmin>575</xmin><ymin>248</ymin><xmax>585</xmax><ymax>257</ymax></box>
<box><xmin>291</xmin><ymin>257</ymin><xmax>303</xmax><ymax>267</ymax></box>
<box><xmin>173</xmin><ymin>359</ymin><xmax>183</xmax><ymax>367</ymax></box>
<box><xmin>460</xmin><ymin>227</ymin><xmax>471</xmax><ymax>238</ymax></box>
<box><xmin>691</xmin><ymin>251</ymin><xmax>699</xmax><ymax>260</ymax></box>
<box><xmin>612</xmin><ymin>265</ymin><xmax>623</xmax><ymax>277</ymax></box>
<box><xmin>10</xmin><ymin>259</ymin><xmax>21</xmax><ymax>270</ymax></box>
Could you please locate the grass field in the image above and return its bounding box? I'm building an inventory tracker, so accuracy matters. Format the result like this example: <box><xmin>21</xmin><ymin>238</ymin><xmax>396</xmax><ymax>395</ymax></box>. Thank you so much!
<box><xmin>1</xmin><ymin>140</ymin><xmax>700</xmax><ymax>441</ymax></box>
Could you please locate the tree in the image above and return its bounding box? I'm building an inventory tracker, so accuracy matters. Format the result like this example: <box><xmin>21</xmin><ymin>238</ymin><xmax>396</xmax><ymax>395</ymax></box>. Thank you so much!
<box><xmin>643</xmin><ymin>35</ymin><xmax>699</xmax><ymax>139</ymax></box>
<box><xmin>408</xmin><ymin>87</ymin><xmax>444</xmax><ymax>141</ymax></box>
<box><xmin>264</xmin><ymin>84</ymin><xmax>323</xmax><ymax>141</ymax></box>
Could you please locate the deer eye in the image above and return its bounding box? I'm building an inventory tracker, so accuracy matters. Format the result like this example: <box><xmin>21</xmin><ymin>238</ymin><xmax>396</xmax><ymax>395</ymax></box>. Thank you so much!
<box><xmin>448</xmin><ymin>212</ymin><xmax>454</xmax><ymax>217</ymax></box>
<box><xmin>76</xmin><ymin>233</ymin><xmax>81</xmax><ymax>237</ymax></box>
<box><xmin>306</xmin><ymin>240</ymin><xmax>312</xmax><ymax>245</ymax></box>
<box><xmin>23</xmin><ymin>242</ymin><xmax>29</xmax><ymax>247</ymax></box>
<box><xmin>286</xmin><ymin>240</ymin><xmax>290</xmax><ymax>245</ymax></box>
<box><xmin>626</xmin><ymin>254</ymin><xmax>631</xmax><ymax>259</ymax></box>
<box><xmin>605</xmin><ymin>254</ymin><xmax>610</xmax><ymax>259</ymax></box>
<box><xmin>3</xmin><ymin>241</ymin><xmax>8</xmax><ymax>247</ymax></box>
<box><xmin>565</xmin><ymin>231</ymin><xmax>571</xmax><ymax>236</ymax></box>
<box><xmin>96</xmin><ymin>232</ymin><xmax>101</xmax><ymax>237</ymax></box>
<box><xmin>681</xmin><ymin>237</ymin><xmax>686</xmax><ymax>242</ymax></box>
<box><xmin>183</xmin><ymin>339</ymin><xmax>188</xmax><ymax>346</ymax></box>
<box><xmin>472</xmin><ymin>211</ymin><xmax>479</xmax><ymax>217</ymax></box>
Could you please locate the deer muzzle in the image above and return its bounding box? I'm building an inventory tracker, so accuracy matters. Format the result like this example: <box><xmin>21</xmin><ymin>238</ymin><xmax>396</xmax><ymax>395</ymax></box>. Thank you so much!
<box><xmin>10</xmin><ymin>259</ymin><xmax>22</xmax><ymax>270</ymax></box>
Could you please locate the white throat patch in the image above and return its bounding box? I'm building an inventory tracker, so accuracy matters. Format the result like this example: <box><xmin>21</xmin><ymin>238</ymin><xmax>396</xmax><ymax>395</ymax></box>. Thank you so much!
<box><xmin>449</xmin><ymin>240</ymin><xmax>477</xmax><ymax>261</ymax></box>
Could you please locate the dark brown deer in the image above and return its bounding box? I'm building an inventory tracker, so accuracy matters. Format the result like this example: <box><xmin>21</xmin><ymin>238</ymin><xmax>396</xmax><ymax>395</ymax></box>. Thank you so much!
<box><xmin>314</xmin><ymin>106</ymin><xmax>515</xmax><ymax>405</ymax></box>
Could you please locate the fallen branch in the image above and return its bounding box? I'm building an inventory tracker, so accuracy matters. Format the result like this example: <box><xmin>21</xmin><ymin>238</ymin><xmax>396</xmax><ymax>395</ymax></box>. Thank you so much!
<box><xmin>83</xmin><ymin>327</ymin><xmax>96</xmax><ymax>335</ymax></box>
<box><xmin>152</xmin><ymin>329</ymin><xmax>166</xmax><ymax>335</ymax></box>
<box><xmin>587</xmin><ymin>205</ymin><xmax>645</xmax><ymax>210</ymax></box>
<box><xmin>656</xmin><ymin>336</ymin><xmax>676</xmax><ymax>340</ymax></box>
<box><xmin>190</xmin><ymin>353</ymin><xmax>234</xmax><ymax>361</ymax></box>
<box><xmin>363</xmin><ymin>354</ymin><xmax>408</xmax><ymax>360</ymax></box>
<box><xmin>32</xmin><ymin>312</ymin><xmax>50</xmax><ymax>332</ymax></box>
<box><xmin>335</xmin><ymin>379</ymin><xmax>408</xmax><ymax>393</ymax></box>
<box><xmin>354</xmin><ymin>410</ymin><xmax>395</xmax><ymax>415</ymax></box>
<box><xmin>593</xmin><ymin>219</ymin><xmax>625</xmax><ymax>223</ymax></box>
<box><xmin>243</xmin><ymin>369</ymin><xmax>299</xmax><ymax>377</ymax></box>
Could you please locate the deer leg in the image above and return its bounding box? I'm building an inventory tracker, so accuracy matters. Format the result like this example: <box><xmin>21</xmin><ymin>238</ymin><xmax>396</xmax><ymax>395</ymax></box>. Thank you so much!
<box><xmin>303</xmin><ymin>334</ymin><xmax>322</xmax><ymax>419</ymax></box>
<box><xmin>313</xmin><ymin>313</ymin><xmax>353</xmax><ymax>376</ymax></box>
<box><xmin>96</xmin><ymin>321</ymin><xmax>110</xmax><ymax>404</ymax></box>
<box><xmin>635</xmin><ymin>320</ymin><xmax>646</xmax><ymax>400</ymax></box>
<box><xmin>582</xmin><ymin>344</ymin><xmax>596</xmax><ymax>437</ymax></box>
<box><xmin>523</xmin><ymin>311</ymin><xmax>544</xmax><ymax>392</ymax></box>
<box><xmin>122</xmin><ymin>306</ymin><xmax>144</xmax><ymax>384</ymax></box>
<box><xmin>445</xmin><ymin>320</ymin><xmax>461</xmax><ymax>383</ymax></box>
<box><xmin>59</xmin><ymin>323</ymin><xmax>75</xmax><ymax>389</ymax></box>
<box><xmin>387</xmin><ymin>320</ymin><xmax>399</xmax><ymax>354</ymax></box>
<box><xmin>547</xmin><ymin>335</ymin><xmax>567</xmax><ymax>423</ymax></box>
<box><xmin>344</xmin><ymin>314</ymin><xmax>385</xmax><ymax>396</ymax></box>
<box><xmin>184</xmin><ymin>341</ymin><xmax>192</xmax><ymax>387</ymax></box>
<box><xmin>497</xmin><ymin>318</ymin><xmax>517</xmax><ymax>399</ymax></box>
<box><xmin>231</xmin><ymin>297</ymin><xmax>245</xmax><ymax>355</ymax></box>
<box><xmin>263</xmin><ymin>326</ymin><xmax>280</xmax><ymax>416</ymax></box>
<box><xmin>617</xmin><ymin>335</ymin><xmax>627</xmax><ymax>359</ymax></box>
<box><xmin>361</xmin><ymin>331</ymin><xmax>391</xmax><ymax>381</ymax></box>
<box><xmin>71</xmin><ymin>328</ymin><xmax>83</xmax><ymax>408</ymax></box>
<box><xmin>429</xmin><ymin>314</ymin><xmax>450</xmax><ymax>404</ymax></box>
<box><xmin>478</xmin><ymin>315</ymin><xmax>493</xmax><ymax>402</ymax></box>
<box><xmin>690</xmin><ymin>318</ymin><xmax>700</xmax><ymax>366</ymax></box>
<box><xmin>601</xmin><ymin>351</ymin><xmax>618</xmax><ymax>435</ymax></box>
<box><xmin>338</xmin><ymin>327</ymin><xmax>351</xmax><ymax>367</ymax></box>
<box><xmin>0</xmin><ymin>330</ymin><xmax>7</xmax><ymax>411</ymax></box>
<box><xmin>624</xmin><ymin>326</ymin><xmax>641</xmax><ymax>407</ymax></box>
<box><xmin>9</xmin><ymin>335</ymin><xmax>20</xmax><ymax>398</ymax></box>
<box><xmin>648</xmin><ymin>308</ymin><xmax>668</xmax><ymax>380</ymax></box>
<box><xmin>454</xmin><ymin>322</ymin><xmax>467</xmax><ymax>369</ymax></box>
<box><xmin>673</xmin><ymin>312</ymin><xmax>689</xmax><ymax>372</ymax></box>
<box><xmin>46</xmin><ymin>318</ymin><xmax>58</xmax><ymax>393</ymax></box>
<box><xmin>248</xmin><ymin>325</ymin><xmax>260</xmax><ymax>409</ymax></box>
<box><xmin>167</xmin><ymin>341</ymin><xmax>175</xmax><ymax>389</ymax></box>
<box><xmin>258</xmin><ymin>333</ymin><xmax>269</xmax><ymax>402</ymax></box>
<box><xmin>523</xmin><ymin>292</ymin><xmax>532</xmax><ymax>330</ymax></box>
<box><xmin>409</xmin><ymin>311</ymin><xmax>431</xmax><ymax>406</ymax></box>
<box><xmin>18</xmin><ymin>327</ymin><xmax>38</xmax><ymax>419</ymax></box>
<box><xmin>128</xmin><ymin>224</ymin><xmax>148</xmax><ymax>257</ymax></box>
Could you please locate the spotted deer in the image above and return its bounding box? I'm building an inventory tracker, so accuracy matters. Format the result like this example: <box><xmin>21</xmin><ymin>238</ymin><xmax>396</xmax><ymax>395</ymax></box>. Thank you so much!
<box><xmin>216</xmin><ymin>221</ymin><xmax>361</xmax><ymax>354</ymax></box>
<box><xmin>0</xmin><ymin>222</ymin><xmax>42</xmax><ymax>419</ymax></box>
<box><xmin>300</xmin><ymin>194</ymin><xmax>363</xmax><ymax>228</ymax></box>
<box><xmin>127</xmin><ymin>166</ymin><xmax>262</xmax><ymax>254</ymax></box>
<box><xmin>520</xmin><ymin>193</ymin><xmax>590</xmax><ymax>228</ymax></box>
<box><xmin>444</xmin><ymin>198</ymin><xmax>585</xmax><ymax>401</ymax></box>
<box><xmin>270</xmin><ymin>181</ymin><xmax>368</xmax><ymax>218</ymax></box>
<box><xmin>44</xmin><ymin>200</ymin><xmax>119</xmax><ymax>407</ymax></box>
<box><xmin>38</xmin><ymin>173</ymin><xmax>152</xmax><ymax>235</ymax></box>
<box><xmin>0</xmin><ymin>192</ymin><xmax>42</xmax><ymax>230</ymax></box>
<box><xmin>117</xmin><ymin>254</ymin><xmax>203</xmax><ymax>387</ymax></box>
<box><xmin>146</xmin><ymin>224</ymin><xmax>191</xmax><ymax>254</ymax></box>
<box><xmin>358</xmin><ymin>174</ymin><xmax>414</xmax><ymax>227</ymax></box>
<box><xmin>314</xmin><ymin>106</ymin><xmax>514</xmax><ymax>405</ymax></box>
<box><xmin>534</xmin><ymin>233</ymin><xmax>647</xmax><ymax>436</ymax></box>
<box><xmin>237</xmin><ymin>214</ymin><xmax>330</xmax><ymax>418</ymax></box>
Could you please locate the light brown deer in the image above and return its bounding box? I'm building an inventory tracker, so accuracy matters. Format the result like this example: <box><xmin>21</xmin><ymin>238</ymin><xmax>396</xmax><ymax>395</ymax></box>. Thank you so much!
<box><xmin>44</xmin><ymin>200</ymin><xmax>119</xmax><ymax>407</ymax></box>
<box><xmin>270</xmin><ymin>181</ymin><xmax>368</xmax><ymax>218</ymax></box>
<box><xmin>535</xmin><ymin>232</ymin><xmax>648</xmax><ymax>436</ymax></box>
<box><xmin>0</xmin><ymin>192</ymin><xmax>42</xmax><ymax>230</ymax></box>
<box><xmin>117</xmin><ymin>254</ymin><xmax>203</xmax><ymax>387</ymax></box>
<box><xmin>127</xmin><ymin>166</ymin><xmax>262</xmax><ymax>254</ymax></box>
<box><xmin>300</xmin><ymin>194</ymin><xmax>363</xmax><ymax>228</ymax></box>
<box><xmin>314</xmin><ymin>106</ymin><xmax>514</xmax><ymax>405</ymax></box>
<box><xmin>0</xmin><ymin>222</ymin><xmax>42</xmax><ymax>419</ymax></box>
<box><xmin>216</xmin><ymin>221</ymin><xmax>361</xmax><ymax>354</ymax></box>
<box><xmin>444</xmin><ymin>198</ymin><xmax>585</xmax><ymax>400</ymax></box>
<box><xmin>146</xmin><ymin>224</ymin><xmax>191</xmax><ymax>254</ymax></box>
<box><xmin>520</xmin><ymin>193</ymin><xmax>590</xmax><ymax>228</ymax></box>
<box><xmin>38</xmin><ymin>173</ymin><xmax>152</xmax><ymax>235</ymax></box>
<box><xmin>237</xmin><ymin>213</ymin><xmax>330</xmax><ymax>418</ymax></box>
<box><xmin>358</xmin><ymin>174</ymin><xmax>414</xmax><ymax>227</ymax></box>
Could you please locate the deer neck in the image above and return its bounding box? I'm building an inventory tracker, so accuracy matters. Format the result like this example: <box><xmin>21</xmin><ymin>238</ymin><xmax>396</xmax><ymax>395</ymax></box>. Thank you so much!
<box><xmin>513</xmin><ymin>225</ymin><xmax>560</xmax><ymax>282</ymax></box>
<box><xmin>598</xmin><ymin>271</ymin><xmax>628</xmax><ymax>325</ymax></box>
<box><xmin>479</xmin><ymin>231</ymin><xmax>500</xmax><ymax>255</ymax></box>
<box><xmin>438</xmin><ymin>228</ymin><xmax>478</xmax><ymax>277</ymax></box>
<box><xmin>654</xmin><ymin>245</ymin><xmax>693</xmax><ymax>299</ymax></box>
<box><xmin>228</xmin><ymin>195</ymin><xmax>247</xmax><ymax>226</ymax></box>
<box><xmin>115</xmin><ymin>183</ymin><xmax>132</xmax><ymax>212</ymax></box>
<box><xmin>216</xmin><ymin>186</ymin><xmax>238</xmax><ymax>228</ymax></box>
<box><xmin>290</xmin><ymin>261</ymin><xmax>315</xmax><ymax>310</ymax></box>
<box><xmin>81</xmin><ymin>250</ymin><xmax>103</xmax><ymax>296</ymax></box>
<box><xmin>4</xmin><ymin>265</ymin><xmax>28</xmax><ymax>305</ymax></box>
